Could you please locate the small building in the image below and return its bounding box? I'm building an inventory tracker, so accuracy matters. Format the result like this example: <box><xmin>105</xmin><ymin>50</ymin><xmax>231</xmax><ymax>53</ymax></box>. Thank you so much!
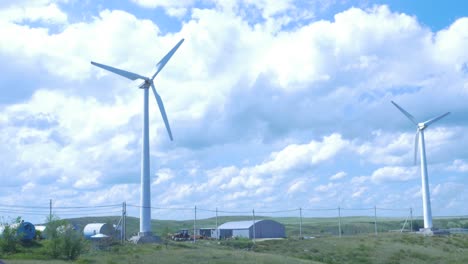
<box><xmin>83</xmin><ymin>223</ymin><xmax>114</xmax><ymax>239</ymax></box>
<box><xmin>217</xmin><ymin>220</ymin><xmax>285</xmax><ymax>239</ymax></box>
<box><xmin>199</xmin><ymin>228</ymin><xmax>217</xmax><ymax>238</ymax></box>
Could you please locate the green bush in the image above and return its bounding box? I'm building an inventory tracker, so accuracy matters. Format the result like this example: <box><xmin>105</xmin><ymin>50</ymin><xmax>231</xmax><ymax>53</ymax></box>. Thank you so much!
<box><xmin>220</xmin><ymin>237</ymin><xmax>254</xmax><ymax>249</ymax></box>
<box><xmin>43</xmin><ymin>216</ymin><xmax>88</xmax><ymax>260</ymax></box>
<box><xmin>0</xmin><ymin>217</ymin><xmax>22</xmax><ymax>254</ymax></box>
<box><xmin>0</xmin><ymin>225</ymin><xmax>19</xmax><ymax>254</ymax></box>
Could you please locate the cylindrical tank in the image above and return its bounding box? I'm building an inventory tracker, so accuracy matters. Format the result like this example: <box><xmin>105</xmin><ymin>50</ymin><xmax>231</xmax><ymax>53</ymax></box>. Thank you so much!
<box><xmin>0</xmin><ymin>222</ymin><xmax>36</xmax><ymax>241</ymax></box>
<box><xmin>17</xmin><ymin>222</ymin><xmax>36</xmax><ymax>241</ymax></box>
<box><xmin>83</xmin><ymin>223</ymin><xmax>113</xmax><ymax>239</ymax></box>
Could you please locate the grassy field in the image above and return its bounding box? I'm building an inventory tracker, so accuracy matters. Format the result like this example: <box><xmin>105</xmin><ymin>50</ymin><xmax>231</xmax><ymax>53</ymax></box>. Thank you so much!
<box><xmin>2</xmin><ymin>233</ymin><xmax>467</xmax><ymax>264</ymax></box>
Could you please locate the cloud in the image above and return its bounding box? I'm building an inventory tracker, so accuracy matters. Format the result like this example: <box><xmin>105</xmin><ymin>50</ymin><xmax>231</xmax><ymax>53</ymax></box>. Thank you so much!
<box><xmin>447</xmin><ymin>159</ymin><xmax>468</xmax><ymax>172</ymax></box>
<box><xmin>130</xmin><ymin>0</ymin><xmax>195</xmax><ymax>9</ymax></box>
<box><xmin>315</xmin><ymin>182</ymin><xmax>337</xmax><ymax>192</ymax></box>
<box><xmin>286</xmin><ymin>178</ymin><xmax>309</xmax><ymax>194</ymax></box>
<box><xmin>351</xmin><ymin>186</ymin><xmax>368</xmax><ymax>198</ymax></box>
<box><xmin>370</xmin><ymin>166</ymin><xmax>417</xmax><ymax>183</ymax></box>
<box><xmin>0</xmin><ymin>9</ymin><xmax>168</xmax><ymax>81</ymax></box>
<box><xmin>330</xmin><ymin>171</ymin><xmax>347</xmax><ymax>180</ymax></box>
<box><xmin>1</xmin><ymin>2</ymin><xmax>467</xmax><ymax>221</ymax></box>
<box><xmin>0</xmin><ymin>1</ymin><xmax>68</xmax><ymax>24</ymax></box>
<box><xmin>153</xmin><ymin>168</ymin><xmax>175</xmax><ymax>185</ymax></box>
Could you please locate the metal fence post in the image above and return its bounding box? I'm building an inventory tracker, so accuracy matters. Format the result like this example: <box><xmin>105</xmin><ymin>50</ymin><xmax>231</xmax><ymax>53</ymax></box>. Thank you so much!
<box><xmin>374</xmin><ymin>206</ymin><xmax>378</xmax><ymax>236</ymax></box>
<box><xmin>215</xmin><ymin>207</ymin><xmax>219</xmax><ymax>240</ymax></box>
<box><xmin>194</xmin><ymin>205</ymin><xmax>197</xmax><ymax>243</ymax></box>
<box><xmin>338</xmin><ymin>206</ymin><xmax>342</xmax><ymax>238</ymax></box>
<box><xmin>252</xmin><ymin>209</ymin><xmax>256</xmax><ymax>243</ymax></box>
<box><xmin>299</xmin><ymin>207</ymin><xmax>303</xmax><ymax>239</ymax></box>
<box><xmin>410</xmin><ymin>207</ymin><xmax>413</xmax><ymax>232</ymax></box>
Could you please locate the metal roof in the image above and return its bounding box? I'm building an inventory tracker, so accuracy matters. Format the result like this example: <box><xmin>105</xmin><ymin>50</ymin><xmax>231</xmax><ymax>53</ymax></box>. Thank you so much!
<box><xmin>217</xmin><ymin>220</ymin><xmax>262</xmax><ymax>230</ymax></box>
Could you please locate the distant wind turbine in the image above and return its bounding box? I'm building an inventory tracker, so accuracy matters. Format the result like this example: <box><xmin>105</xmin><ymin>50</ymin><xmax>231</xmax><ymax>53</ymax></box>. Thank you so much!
<box><xmin>91</xmin><ymin>39</ymin><xmax>184</xmax><ymax>242</ymax></box>
<box><xmin>391</xmin><ymin>101</ymin><xmax>450</xmax><ymax>231</ymax></box>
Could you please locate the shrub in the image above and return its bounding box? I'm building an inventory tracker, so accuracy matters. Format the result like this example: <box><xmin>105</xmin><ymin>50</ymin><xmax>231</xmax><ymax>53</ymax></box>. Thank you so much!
<box><xmin>220</xmin><ymin>237</ymin><xmax>254</xmax><ymax>249</ymax></box>
<box><xmin>0</xmin><ymin>217</ymin><xmax>22</xmax><ymax>254</ymax></box>
<box><xmin>0</xmin><ymin>225</ymin><xmax>19</xmax><ymax>254</ymax></box>
<box><xmin>43</xmin><ymin>215</ymin><xmax>87</xmax><ymax>260</ymax></box>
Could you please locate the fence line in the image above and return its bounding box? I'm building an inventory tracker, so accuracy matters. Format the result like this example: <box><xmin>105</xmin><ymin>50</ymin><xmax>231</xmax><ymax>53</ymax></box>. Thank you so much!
<box><xmin>1</xmin><ymin>202</ymin><xmax>467</xmax><ymax>239</ymax></box>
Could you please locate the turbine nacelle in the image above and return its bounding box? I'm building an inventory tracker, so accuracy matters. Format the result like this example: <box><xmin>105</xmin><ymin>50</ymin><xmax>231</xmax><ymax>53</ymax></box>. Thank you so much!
<box><xmin>138</xmin><ymin>79</ymin><xmax>151</xmax><ymax>89</ymax></box>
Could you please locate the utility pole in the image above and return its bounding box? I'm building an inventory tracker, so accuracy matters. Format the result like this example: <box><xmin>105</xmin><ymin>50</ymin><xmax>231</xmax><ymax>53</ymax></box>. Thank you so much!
<box><xmin>49</xmin><ymin>199</ymin><xmax>52</xmax><ymax>220</ymax></box>
<box><xmin>121</xmin><ymin>202</ymin><xmax>127</xmax><ymax>243</ymax></box>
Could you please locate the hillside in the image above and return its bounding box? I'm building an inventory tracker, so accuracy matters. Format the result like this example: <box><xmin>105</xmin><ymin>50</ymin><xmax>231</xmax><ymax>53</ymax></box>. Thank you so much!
<box><xmin>64</xmin><ymin>215</ymin><xmax>468</xmax><ymax>238</ymax></box>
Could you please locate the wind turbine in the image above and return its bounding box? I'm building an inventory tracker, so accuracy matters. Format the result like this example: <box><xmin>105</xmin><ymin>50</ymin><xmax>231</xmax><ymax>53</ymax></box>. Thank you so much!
<box><xmin>391</xmin><ymin>101</ymin><xmax>450</xmax><ymax>231</ymax></box>
<box><xmin>91</xmin><ymin>39</ymin><xmax>184</xmax><ymax>242</ymax></box>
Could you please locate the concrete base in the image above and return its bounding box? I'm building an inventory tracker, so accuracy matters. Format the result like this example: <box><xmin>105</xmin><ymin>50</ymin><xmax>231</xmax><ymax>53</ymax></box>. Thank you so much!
<box><xmin>418</xmin><ymin>228</ymin><xmax>450</xmax><ymax>236</ymax></box>
<box><xmin>419</xmin><ymin>228</ymin><xmax>434</xmax><ymax>236</ymax></box>
<box><xmin>129</xmin><ymin>232</ymin><xmax>161</xmax><ymax>244</ymax></box>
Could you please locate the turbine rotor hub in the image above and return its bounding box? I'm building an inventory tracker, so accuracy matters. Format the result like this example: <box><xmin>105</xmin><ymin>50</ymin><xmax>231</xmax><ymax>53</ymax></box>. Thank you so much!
<box><xmin>138</xmin><ymin>79</ymin><xmax>151</xmax><ymax>89</ymax></box>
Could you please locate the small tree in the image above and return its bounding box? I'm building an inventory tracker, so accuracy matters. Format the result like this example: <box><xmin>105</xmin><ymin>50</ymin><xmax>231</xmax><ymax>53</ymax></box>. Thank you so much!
<box><xmin>43</xmin><ymin>215</ymin><xmax>87</xmax><ymax>260</ymax></box>
<box><xmin>44</xmin><ymin>215</ymin><xmax>65</xmax><ymax>258</ymax></box>
<box><xmin>0</xmin><ymin>217</ymin><xmax>22</xmax><ymax>254</ymax></box>
<box><xmin>61</xmin><ymin>227</ymin><xmax>86</xmax><ymax>260</ymax></box>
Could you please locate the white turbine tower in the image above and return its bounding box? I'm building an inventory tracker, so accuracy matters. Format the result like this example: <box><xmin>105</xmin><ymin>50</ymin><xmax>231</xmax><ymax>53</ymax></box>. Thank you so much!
<box><xmin>391</xmin><ymin>101</ymin><xmax>450</xmax><ymax>231</ymax></box>
<box><xmin>91</xmin><ymin>39</ymin><xmax>184</xmax><ymax>242</ymax></box>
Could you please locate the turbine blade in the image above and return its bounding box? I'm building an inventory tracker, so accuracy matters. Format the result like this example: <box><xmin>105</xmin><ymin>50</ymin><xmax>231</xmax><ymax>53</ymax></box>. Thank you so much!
<box><xmin>391</xmin><ymin>101</ymin><xmax>418</xmax><ymax>125</ymax></box>
<box><xmin>151</xmin><ymin>38</ymin><xmax>185</xmax><ymax>81</ymax></box>
<box><xmin>91</xmin><ymin>61</ymin><xmax>147</xmax><ymax>81</ymax></box>
<box><xmin>414</xmin><ymin>130</ymin><xmax>419</xmax><ymax>165</ymax></box>
<box><xmin>423</xmin><ymin>112</ymin><xmax>450</xmax><ymax>128</ymax></box>
<box><xmin>151</xmin><ymin>83</ymin><xmax>173</xmax><ymax>141</ymax></box>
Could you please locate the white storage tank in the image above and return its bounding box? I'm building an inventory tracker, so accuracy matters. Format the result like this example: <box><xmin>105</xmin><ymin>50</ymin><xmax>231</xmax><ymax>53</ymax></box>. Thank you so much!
<box><xmin>83</xmin><ymin>223</ymin><xmax>114</xmax><ymax>239</ymax></box>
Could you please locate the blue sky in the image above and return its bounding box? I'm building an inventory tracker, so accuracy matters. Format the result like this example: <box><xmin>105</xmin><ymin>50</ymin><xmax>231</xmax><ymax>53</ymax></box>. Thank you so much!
<box><xmin>0</xmin><ymin>0</ymin><xmax>467</xmax><ymax>223</ymax></box>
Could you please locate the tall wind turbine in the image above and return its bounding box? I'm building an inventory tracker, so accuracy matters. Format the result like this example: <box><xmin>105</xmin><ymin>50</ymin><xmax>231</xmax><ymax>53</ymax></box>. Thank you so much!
<box><xmin>91</xmin><ymin>39</ymin><xmax>184</xmax><ymax>241</ymax></box>
<box><xmin>391</xmin><ymin>101</ymin><xmax>450</xmax><ymax>231</ymax></box>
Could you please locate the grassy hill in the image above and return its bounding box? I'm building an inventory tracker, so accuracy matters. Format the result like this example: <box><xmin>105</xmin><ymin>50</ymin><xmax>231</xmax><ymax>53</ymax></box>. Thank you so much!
<box><xmin>65</xmin><ymin>215</ymin><xmax>468</xmax><ymax>238</ymax></box>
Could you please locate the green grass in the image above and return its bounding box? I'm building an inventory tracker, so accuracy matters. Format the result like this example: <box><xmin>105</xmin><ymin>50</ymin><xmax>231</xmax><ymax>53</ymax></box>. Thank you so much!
<box><xmin>253</xmin><ymin>233</ymin><xmax>468</xmax><ymax>264</ymax></box>
<box><xmin>2</xmin><ymin>233</ymin><xmax>467</xmax><ymax>264</ymax></box>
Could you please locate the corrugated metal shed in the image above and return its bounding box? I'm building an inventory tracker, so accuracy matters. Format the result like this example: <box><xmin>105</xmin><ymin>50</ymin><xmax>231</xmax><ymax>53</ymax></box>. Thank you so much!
<box><xmin>217</xmin><ymin>220</ymin><xmax>260</xmax><ymax>229</ymax></box>
<box><xmin>217</xmin><ymin>220</ymin><xmax>285</xmax><ymax>239</ymax></box>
